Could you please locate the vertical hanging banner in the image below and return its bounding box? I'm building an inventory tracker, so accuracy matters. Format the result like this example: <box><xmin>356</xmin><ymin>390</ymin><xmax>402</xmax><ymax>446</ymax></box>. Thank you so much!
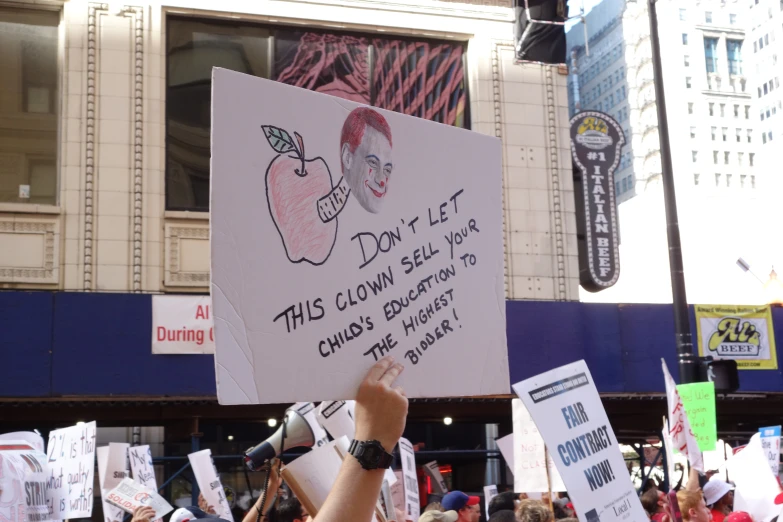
<box><xmin>46</xmin><ymin>421</ymin><xmax>97</xmax><ymax>519</ymax></box>
<box><xmin>695</xmin><ymin>305</ymin><xmax>778</xmax><ymax>370</ymax></box>
<box><xmin>152</xmin><ymin>295</ymin><xmax>215</xmax><ymax>354</ymax></box>
<box><xmin>512</xmin><ymin>399</ymin><xmax>565</xmax><ymax>493</ymax></box>
<box><xmin>188</xmin><ymin>449</ymin><xmax>234</xmax><ymax>522</ymax></box>
<box><xmin>675</xmin><ymin>382</ymin><xmax>717</xmax><ymax>452</ymax></box>
<box><xmin>398</xmin><ymin>438</ymin><xmax>420</xmax><ymax>522</ymax></box>
<box><xmin>569</xmin><ymin>112</ymin><xmax>624</xmax><ymax>292</ymax></box>
<box><xmin>210</xmin><ymin>68</ymin><xmax>508</xmax><ymax>404</ymax></box>
<box><xmin>662</xmin><ymin>361</ymin><xmax>704</xmax><ymax>471</ymax></box>
<box><xmin>513</xmin><ymin>361</ymin><xmax>646</xmax><ymax>522</ymax></box>
<box><xmin>759</xmin><ymin>426</ymin><xmax>781</xmax><ymax>478</ymax></box>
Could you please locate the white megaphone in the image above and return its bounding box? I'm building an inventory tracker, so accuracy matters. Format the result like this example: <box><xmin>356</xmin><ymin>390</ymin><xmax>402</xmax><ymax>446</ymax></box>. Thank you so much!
<box><xmin>244</xmin><ymin>408</ymin><xmax>315</xmax><ymax>471</ymax></box>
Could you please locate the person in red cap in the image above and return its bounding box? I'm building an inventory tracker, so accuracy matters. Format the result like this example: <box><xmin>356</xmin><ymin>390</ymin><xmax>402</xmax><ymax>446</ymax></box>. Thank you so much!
<box><xmin>441</xmin><ymin>492</ymin><xmax>481</xmax><ymax>522</ymax></box>
<box><xmin>726</xmin><ymin>512</ymin><xmax>754</xmax><ymax>522</ymax></box>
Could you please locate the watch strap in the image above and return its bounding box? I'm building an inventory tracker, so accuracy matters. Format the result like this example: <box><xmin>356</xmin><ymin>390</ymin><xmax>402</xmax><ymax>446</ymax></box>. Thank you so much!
<box><xmin>349</xmin><ymin>439</ymin><xmax>394</xmax><ymax>470</ymax></box>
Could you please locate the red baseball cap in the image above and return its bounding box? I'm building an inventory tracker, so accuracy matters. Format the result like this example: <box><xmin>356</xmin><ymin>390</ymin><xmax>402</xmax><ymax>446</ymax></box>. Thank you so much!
<box><xmin>726</xmin><ymin>512</ymin><xmax>753</xmax><ymax>522</ymax></box>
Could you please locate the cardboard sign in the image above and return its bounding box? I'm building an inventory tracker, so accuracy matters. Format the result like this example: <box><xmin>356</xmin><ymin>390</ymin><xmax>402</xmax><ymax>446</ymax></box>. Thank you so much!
<box><xmin>281</xmin><ymin>437</ymin><xmax>348</xmax><ymax>518</ymax></box>
<box><xmin>662</xmin><ymin>361</ymin><xmax>704</xmax><ymax>471</ymax></box>
<box><xmin>210</xmin><ymin>68</ymin><xmax>508</xmax><ymax>404</ymax></box>
<box><xmin>512</xmin><ymin>399</ymin><xmax>565</xmax><ymax>493</ymax></box>
<box><xmin>102</xmin><ymin>443</ymin><xmax>130</xmax><ymax>490</ymax></box>
<box><xmin>695</xmin><ymin>304</ymin><xmax>778</xmax><ymax>370</ymax></box>
<box><xmin>513</xmin><ymin>361</ymin><xmax>646</xmax><ymax>522</ymax></box>
<box><xmin>105</xmin><ymin>478</ymin><xmax>173</xmax><ymax>518</ymax></box>
<box><xmin>292</xmin><ymin>402</ymin><xmax>330</xmax><ymax>448</ymax></box>
<box><xmin>759</xmin><ymin>426</ymin><xmax>781</xmax><ymax>478</ymax></box>
<box><xmin>0</xmin><ymin>432</ymin><xmax>45</xmax><ymax>453</ymax></box>
<box><xmin>676</xmin><ymin>382</ymin><xmax>717</xmax><ymax>452</ymax></box>
<box><xmin>0</xmin><ymin>442</ymin><xmax>50</xmax><ymax>522</ymax></box>
<box><xmin>152</xmin><ymin>295</ymin><xmax>214</xmax><ymax>354</ymax></box>
<box><xmin>569</xmin><ymin>112</ymin><xmax>624</xmax><ymax>292</ymax></box>
<box><xmin>188</xmin><ymin>449</ymin><xmax>234</xmax><ymax>522</ymax></box>
<box><xmin>496</xmin><ymin>434</ymin><xmax>514</xmax><ymax>470</ymax></box>
<box><xmin>398</xmin><ymin>438</ymin><xmax>420</xmax><ymax>522</ymax></box>
<box><xmin>97</xmin><ymin>446</ymin><xmax>128</xmax><ymax>522</ymax></box>
<box><xmin>46</xmin><ymin>421</ymin><xmax>96</xmax><ymax>519</ymax></box>
<box><xmin>484</xmin><ymin>485</ymin><xmax>498</xmax><ymax>518</ymax></box>
<box><xmin>423</xmin><ymin>461</ymin><xmax>447</xmax><ymax>494</ymax></box>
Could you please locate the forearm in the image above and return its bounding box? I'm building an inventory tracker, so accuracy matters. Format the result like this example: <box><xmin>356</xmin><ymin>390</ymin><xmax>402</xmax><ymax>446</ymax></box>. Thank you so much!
<box><xmin>314</xmin><ymin>457</ymin><xmax>384</xmax><ymax>522</ymax></box>
<box><xmin>685</xmin><ymin>467</ymin><xmax>701</xmax><ymax>492</ymax></box>
<box><xmin>242</xmin><ymin>485</ymin><xmax>279</xmax><ymax>522</ymax></box>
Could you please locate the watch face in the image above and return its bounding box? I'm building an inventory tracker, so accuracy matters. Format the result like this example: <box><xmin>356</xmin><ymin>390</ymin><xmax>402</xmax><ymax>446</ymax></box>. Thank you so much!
<box><xmin>363</xmin><ymin>444</ymin><xmax>382</xmax><ymax>464</ymax></box>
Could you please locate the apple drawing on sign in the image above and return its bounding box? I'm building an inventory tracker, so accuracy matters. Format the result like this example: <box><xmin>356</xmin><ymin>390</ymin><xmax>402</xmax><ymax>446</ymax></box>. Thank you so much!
<box><xmin>263</xmin><ymin>126</ymin><xmax>341</xmax><ymax>265</ymax></box>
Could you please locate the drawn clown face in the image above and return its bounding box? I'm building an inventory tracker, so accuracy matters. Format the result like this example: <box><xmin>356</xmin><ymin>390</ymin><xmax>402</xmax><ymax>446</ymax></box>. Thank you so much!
<box><xmin>341</xmin><ymin>126</ymin><xmax>393</xmax><ymax>214</ymax></box>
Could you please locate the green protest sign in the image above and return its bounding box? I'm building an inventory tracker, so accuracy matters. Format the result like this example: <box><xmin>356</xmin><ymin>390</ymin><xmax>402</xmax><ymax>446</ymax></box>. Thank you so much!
<box><xmin>676</xmin><ymin>381</ymin><xmax>717</xmax><ymax>452</ymax></box>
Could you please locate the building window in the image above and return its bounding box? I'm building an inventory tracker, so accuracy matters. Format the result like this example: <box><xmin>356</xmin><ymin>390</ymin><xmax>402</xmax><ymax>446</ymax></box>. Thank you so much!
<box><xmin>726</xmin><ymin>174</ymin><xmax>732</xmax><ymax>187</ymax></box>
<box><xmin>720</xmin><ymin>103</ymin><xmax>725</xmax><ymax>117</ymax></box>
<box><xmin>730</xmin><ymin>13</ymin><xmax>737</xmax><ymax>25</ymax></box>
<box><xmin>713</xmin><ymin>151</ymin><xmax>719</xmax><ymax>164</ymax></box>
<box><xmin>689</xmin><ymin>102</ymin><xmax>694</xmax><ymax>114</ymax></box>
<box><xmin>769</xmin><ymin>131</ymin><xmax>774</xmax><ymax>141</ymax></box>
<box><xmin>686</xmin><ymin>77</ymin><xmax>692</xmax><ymax>88</ymax></box>
<box><xmin>709</xmin><ymin>103</ymin><xmax>714</xmax><ymax>116</ymax></box>
<box><xmin>727</xmin><ymin>40</ymin><xmax>743</xmax><ymax>75</ymax></box>
<box><xmin>763</xmin><ymin>133</ymin><xmax>768</xmax><ymax>144</ymax></box>
<box><xmin>748</xmin><ymin>129</ymin><xmax>753</xmax><ymax>142</ymax></box>
<box><xmin>680</xmin><ymin>8</ymin><xmax>687</xmax><ymax>21</ymax></box>
<box><xmin>694</xmin><ymin>173</ymin><xmax>700</xmax><ymax>185</ymax></box>
<box><xmin>711</xmin><ymin>126</ymin><xmax>717</xmax><ymax>140</ymax></box>
<box><xmin>690</xmin><ymin>127</ymin><xmax>697</xmax><ymax>139</ymax></box>
<box><xmin>684</xmin><ymin>55</ymin><xmax>690</xmax><ymax>67</ymax></box>
<box><xmin>722</xmin><ymin>127</ymin><xmax>728</xmax><ymax>141</ymax></box>
<box><xmin>692</xmin><ymin>151</ymin><xmax>698</xmax><ymax>162</ymax></box>
<box><xmin>0</xmin><ymin>7</ymin><xmax>59</xmax><ymax>205</ymax></box>
<box><xmin>166</xmin><ymin>17</ymin><xmax>468</xmax><ymax>211</ymax></box>
<box><xmin>724</xmin><ymin>151</ymin><xmax>730</xmax><ymax>164</ymax></box>
<box><xmin>750</xmin><ymin>153</ymin><xmax>755</xmax><ymax>166</ymax></box>
<box><xmin>738</xmin><ymin>152</ymin><xmax>744</xmax><ymax>165</ymax></box>
<box><xmin>683</xmin><ymin>33</ymin><xmax>689</xmax><ymax>45</ymax></box>
<box><xmin>715</xmin><ymin>173</ymin><xmax>721</xmax><ymax>186</ymax></box>
<box><xmin>745</xmin><ymin>105</ymin><xmax>751</xmax><ymax>118</ymax></box>
<box><xmin>615</xmin><ymin>180</ymin><xmax>620</xmax><ymax>196</ymax></box>
<box><xmin>704</xmin><ymin>37</ymin><xmax>719</xmax><ymax>73</ymax></box>
<box><xmin>734</xmin><ymin>104</ymin><xmax>740</xmax><ymax>118</ymax></box>
<box><xmin>736</xmin><ymin>128</ymin><xmax>742</xmax><ymax>142</ymax></box>
<box><xmin>740</xmin><ymin>174</ymin><xmax>746</xmax><ymax>188</ymax></box>
<box><xmin>705</xmin><ymin>11</ymin><xmax>713</xmax><ymax>23</ymax></box>
<box><xmin>751</xmin><ymin>175</ymin><xmax>756</xmax><ymax>188</ymax></box>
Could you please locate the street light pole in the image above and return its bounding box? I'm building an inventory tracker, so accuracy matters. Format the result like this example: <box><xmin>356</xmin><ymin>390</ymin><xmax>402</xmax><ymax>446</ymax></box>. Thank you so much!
<box><xmin>647</xmin><ymin>0</ymin><xmax>698</xmax><ymax>384</ymax></box>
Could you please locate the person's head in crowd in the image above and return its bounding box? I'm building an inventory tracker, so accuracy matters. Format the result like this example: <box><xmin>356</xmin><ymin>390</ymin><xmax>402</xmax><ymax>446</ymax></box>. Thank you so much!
<box><xmin>516</xmin><ymin>499</ymin><xmax>553</xmax><ymax>522</ymax></box>
<box><xmin>641</xmin><ymin>488</ymin><xmax>669</xmax><ymax>516</ymax></box>
<box><xmin>552</xmin><ymin>503</ymin><xmax>569</xmax><ymax>520</ymax></box>
<box><xmin>489</xmin><ymin>492</ymin><xmax>522</xmax><ymax>517</ymax></box>
<box><xmin>442</xmin><ymin>491</ymin><xmax>481</xmax><ymax>522</ymax></box>
<box><xmin>677</xmin><ymin>489</ymin><xmax>711</xmax><ymax>522</ymax></box>
<box><xmin>487</xmin><ymin>510</ymin><xmax>518</xmax><ymax>522</ymax></box>
<box><xmin>703</xmin><ymin>479</ymin><xmax>734</xmax><ymax>520</ymax></box>
<box><xmin>643</xmin><ymin>480</ymin><xmax>660</xmax><ymax>493</ymax></box>
<box><xmin>726</xmin><ymin>512</ymin><xmax>753</xmax><ymax>522</ymax></box>
<box><xmin>276</xmin><ymin>498</ymin><xmax>309</xmax><ymax>522</ymax></box>
<box><xmin>418</xmin><ymin>510</ymin><xmax>459</xmax><ymax>522</ymax></box>
<box><xmin>424</xmin><ymin>503</ymin><xmax>445</xmax><ymax>514</ymax></box>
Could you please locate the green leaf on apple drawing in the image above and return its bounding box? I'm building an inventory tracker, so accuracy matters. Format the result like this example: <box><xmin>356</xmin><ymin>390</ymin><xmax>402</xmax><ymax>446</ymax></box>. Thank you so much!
<box><xmin>261</xmin><ymin>125</ymin><xmax>298</xmax><ymax>155</ymax></box>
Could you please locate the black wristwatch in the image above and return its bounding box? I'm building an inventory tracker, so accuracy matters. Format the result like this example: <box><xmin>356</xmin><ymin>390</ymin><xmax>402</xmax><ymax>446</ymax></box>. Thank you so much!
<box><xmin>348</xmin><ymin>439</ymin><xmax>394</xmax><ymax>470</ymax></box>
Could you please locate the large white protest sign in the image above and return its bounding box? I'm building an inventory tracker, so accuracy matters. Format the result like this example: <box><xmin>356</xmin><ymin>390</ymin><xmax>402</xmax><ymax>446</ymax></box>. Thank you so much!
<box><xmin>152</xmin><ymin>296</ymin><xmax>214</xmax><ymax>354</ymax></box>
<box><xmin>46</xmin><ymin>421</ymin><xmax>96</xmax><ymax>519</ymax></box>
<box><xmin>0</xmin><ymin>432</ymin><xmax>45</xmax><ymax>453</ymax></box>
<box><xmin>727</xmin><ymin>433</ymin><xmax>782</xmax><ymax>522</ymax></box>
<box><xmin>98</xmin><ymin>445</ymin><xmax>129</xmax><ymax>522</ymax></box>
<box><xmin>513</xmin><ymin>361</ymin><xmax>646</xmax><ymax>522</ymax></box>
<box><xmin>188</xmin><ymin>449</ymin><xmax>234</xmax><ymax>522</ymax></box>
<box><xmin>512</xmin><ymin>399</ymin><xmax>565</xmax><ymax>493</ymax></box>
<box><xmin>398</xmin><ymin>438</ymin><xmax>420</xmax><ymax>522</ymax></box>
<box><xmin>661</xmin><ymin>361</ymin><xmax>704</xmax><ymax>471</ymax></box>
<box><xmin>0</xmin><ymin>441</ymin><xmax>50</xmax><ymax>522</ymax></box>
<box><xmin>210</xmin><ymin>68</ymin><xmax>508</xmax><ymax>404</ymax></box>
<box><xmin>105</xmin><ymin>478</ymin><xmax>173</xmax><ymax>518</ymax></box>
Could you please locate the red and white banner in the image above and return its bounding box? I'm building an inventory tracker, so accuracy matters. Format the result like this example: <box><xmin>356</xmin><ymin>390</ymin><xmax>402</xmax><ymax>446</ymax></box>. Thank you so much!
<box><xmin>152</xmin><ymin>296</ymin><xmax>214</xmax><ymax>354</ymax></box>
<box><xmin>661</xmin><ymin>360</ymin><xmax>703</xmax><ymax>471</ymax></box>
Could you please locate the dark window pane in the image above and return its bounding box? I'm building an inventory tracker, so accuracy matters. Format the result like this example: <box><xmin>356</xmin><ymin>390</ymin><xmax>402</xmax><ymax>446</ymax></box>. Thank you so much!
<box><xmin>0</xmin><ymin>7</ymin><xmax>59</xmax><ymax>205</ymax></box>
<box><xmin>273</xmin><ymin>31</ymin><xmax>370</xmax><ymax>103</ymax></box>
<box><xmin>372</xmin><ymin>39</ymin><xmax>467</xmax><ymax>127</ymax></box>
<box><xmin>166</xmin><ymin>18</ymin><xmax>270</xmax><ymax>211</ymax></box>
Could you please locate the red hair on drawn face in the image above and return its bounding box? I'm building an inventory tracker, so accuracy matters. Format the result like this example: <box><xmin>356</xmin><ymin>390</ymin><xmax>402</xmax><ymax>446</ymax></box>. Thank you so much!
<box><xmin>340</xmin><ymin>107</ymin><xmax>393</xmax><ymax>172</ymax></box>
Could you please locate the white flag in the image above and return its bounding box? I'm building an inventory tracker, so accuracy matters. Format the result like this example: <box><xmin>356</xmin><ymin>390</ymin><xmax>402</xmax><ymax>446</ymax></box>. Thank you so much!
<box><xmin>661</xmin><ymin>360</ymin><xmax>704</xmax><ymax>471</ymax></box>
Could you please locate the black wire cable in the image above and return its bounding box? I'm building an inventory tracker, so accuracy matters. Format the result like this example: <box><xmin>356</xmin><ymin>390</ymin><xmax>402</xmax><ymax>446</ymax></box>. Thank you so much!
<box><xmin>254</xmin><ymin>415</ymin><xmax>288</xmax><ymax>522</ymax></box>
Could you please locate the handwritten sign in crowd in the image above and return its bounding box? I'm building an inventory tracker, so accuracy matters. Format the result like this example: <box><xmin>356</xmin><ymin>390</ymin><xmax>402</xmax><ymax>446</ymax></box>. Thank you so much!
<box><xmin>210</xmin><ymin>69</ymin><xmax>508</xmax><ymax>404</ymax></box>
<box><xmin>189</xmin><ymin>449</ymin><xmax>234</xmax><ymax>522</ymax></box>
<box><xmin>46</xmin><ymin>421</ymin><xmax>96</xmax><ymax>519</ymax></box>
<box><xmin>676</xmin><ymin>382</ymin><xmax>717</xmax><ymax>452</ymax></box>
<box><xmin>512</xmin><ymin>399</ymin><xmax>565</xmax><ymax>493</ymax></box>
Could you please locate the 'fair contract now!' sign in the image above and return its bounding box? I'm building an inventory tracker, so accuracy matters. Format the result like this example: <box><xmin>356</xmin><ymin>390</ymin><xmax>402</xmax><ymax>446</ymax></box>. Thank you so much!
<box><xmin>513</xmin><ymin>361</ymin><xmax>646</xmax><ymax>522</ymax></box>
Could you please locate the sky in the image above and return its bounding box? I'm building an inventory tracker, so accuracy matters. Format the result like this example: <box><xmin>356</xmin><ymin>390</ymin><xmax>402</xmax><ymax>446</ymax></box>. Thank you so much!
<box><xmin>566</xmin><ymin>0</ymin><xmax>606</xmax><ymax>30</ymax></box>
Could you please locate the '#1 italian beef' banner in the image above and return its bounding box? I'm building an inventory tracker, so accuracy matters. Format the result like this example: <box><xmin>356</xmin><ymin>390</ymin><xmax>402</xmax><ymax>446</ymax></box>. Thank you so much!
<box><xmin>695</xmin><ymin>304</ymin><xmax>778</xmax><ymax>370</ymax></box>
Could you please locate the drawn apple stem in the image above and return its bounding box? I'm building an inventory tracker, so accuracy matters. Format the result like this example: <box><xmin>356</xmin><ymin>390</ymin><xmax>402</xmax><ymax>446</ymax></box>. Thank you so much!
<box><xmin>294</xmin><ymin>132</ymin><xmax>307</xmax><ymax>176</ymax></box>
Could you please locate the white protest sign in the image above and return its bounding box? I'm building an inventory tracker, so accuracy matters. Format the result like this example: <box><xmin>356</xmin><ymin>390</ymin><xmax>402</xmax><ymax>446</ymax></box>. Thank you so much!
<box><xmin>103</xmin><ymin>443</ymin><xmax>130</xmax><ymax>490</ymax></box>
<box><xmin>0</xmin><ymin>432</ymin><xmax>45</xmax><ymax>453</ymax></box>
<box><xmin>423</xmin><ymin>461</ymin><xmax>447</xmax><ymax>494</ymax></box>
<box><xmin>512</xmin><ymin>399</ymin><xmax>565</xmax><ymax>493</ymax></box>
<box><xmin>727</xmin><ymin>433</ymin><xmax>782</xmax><ymax>522</ymax></box>
<box><xmin>316</xmin><ymin>401</ymin><xmax>356</xmax><ymax>440</ymax></box>
<box><xmin>281</xmin><ymin>437</ymin><xmax>347</xmax><ymax>517</ymax></box>
<box><xmin>152</xmin><ymin>295</ymin><xmax>214</xmax><ymax>354</ymax></box>
<box><xmin>129</xmin><ymin>446</ymin><xmax>161</xmax><ymax>522</ymax></box>
<box><xmin>105</xmin><ymin>478</ymin><xmax>173</xmax><ymax>518</ymax></box>
<box><xmin>484</xmin><ymin>485</ymin><xmax>498</xmax><ymax>518</ymax></box>
<box><xmin>398</xmin><ymin>438</ymin><xmax>420</xmax><ymax>522</ymax></box>
<box><xmin>661</xmin><ymin>418</ymin><xmax>675</xmax><ymax>485</ymax></box>
<box><xmin>759</xmin><ymin>426</ymin><xmax>781</xmax><ymax>479</ymax></box>
<box><xmin>188</xmin><ymin>449</ymin><xmax>234</xmax><ymax>522</ymax></box>
<box><xmin>391</xmin><ymin>470</ymin><xmax>406</xmax><ymax>516</ymax></box>
<box><xmin>210</xmin><ymin>68</ymin><xmax>508</xmax><ymax>404</ymax></box>
<box><xmin>45</xmin><ymin>421</ymin><xmax>96</xmax><ymax>519</ymax></box>
<box><xmin>496</xmin><ymin>434</ymin><xmax>514</xmax><ymax>471</ymax></box>
<box><xmin>292</xmin><ymin>402</ymin><xmax>330</xmax><ymax>448</ymax></box>
<box><xmin>513</xmin><ymin>361</ymin><xmax>647</xmax><ymax>522</ymax></box>
<box><xmin>662</xmin><ymin>360</ymin><xmax>704</xmax><ymax>471</ymax></box>
<box><xmin>0</xmin><ymin>441</ymin><xmax>50</xmax><ymax>522</ymax></box>
<box><xmin>98</xmin><ymin>446</ymin><xmax>129</xmax><ymax>522</ymax></box>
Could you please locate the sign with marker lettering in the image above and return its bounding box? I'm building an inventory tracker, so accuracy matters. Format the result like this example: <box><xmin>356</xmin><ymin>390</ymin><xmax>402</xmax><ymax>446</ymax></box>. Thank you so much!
<box><xmin>129</xmin><ymin>446</ymin><xmax>162</xmax><ymax>522</ymax></box>
<box><xmin>188</xmin><ymin>449</ymin><xmax>234</xmax><ymax>522</ymax></box>
<box><xmin>759</xmin><ymin>426</ymin><xmax>781</xmax><ymax>478</ymax></box>
<box><xmin>569</xmin><ymin>112</ymin><xmax>623</xmax><ymax>293</ymax></box>
<box><xmin>0</xmin><ymin>442</ymin><xmax>51</xmax><ymax>522</ymax></box>
<box><xmin>695</xmin><ymin>304</ymin><xmax>778</xmax><ymax>370</ymax></box>
<box><xmin>512</xmin><ymin>399</ymin><xmax>565</xmax><ymax>493</ymax></box>
<box><xmin>152</xmin><ymin>295</ymin><xmax>214</xmax><ymax>354</ymax></box>
<box><xmin>513</xmin><ymin>361</ymin><xmax>645</xmax><ymax>522</ymax></box>
<box><xmin>675</xmin><ymin>382</ymin><xmax>716</xmax><ymax>452</ymax></box>
<box><xmin>210</xmin><ymin>68</ymin><xmax>508</xmax><ymax>404</ymax></box>
<box><xmin>45</xmin><ymin>421</ymin><xmax>96</xmax><ymax>519</ymax></box>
